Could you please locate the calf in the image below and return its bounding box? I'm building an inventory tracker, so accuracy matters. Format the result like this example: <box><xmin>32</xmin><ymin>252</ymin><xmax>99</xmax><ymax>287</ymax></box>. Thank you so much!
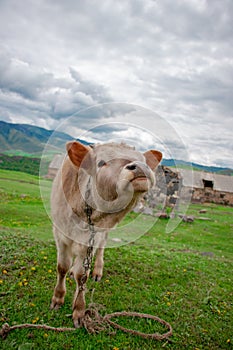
<box><xmin>50</xmin><ymin>141</ymin><xmax>162</xmax><ymax>327</ymax></box>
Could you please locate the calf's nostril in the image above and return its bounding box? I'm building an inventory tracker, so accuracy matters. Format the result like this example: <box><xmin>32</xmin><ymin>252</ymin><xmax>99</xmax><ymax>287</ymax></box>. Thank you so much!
<box><xmin>126</xmin><ymin>164</ymin><xmax>137</xmax><ymax>171</ymax></box>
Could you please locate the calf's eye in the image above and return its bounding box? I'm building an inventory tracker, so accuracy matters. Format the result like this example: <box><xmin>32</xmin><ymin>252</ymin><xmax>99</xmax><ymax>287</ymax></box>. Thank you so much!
<box><xmin>98</xmin><ymin>160</ymin><xmax>107</xmax><ymax>167</ymax></box>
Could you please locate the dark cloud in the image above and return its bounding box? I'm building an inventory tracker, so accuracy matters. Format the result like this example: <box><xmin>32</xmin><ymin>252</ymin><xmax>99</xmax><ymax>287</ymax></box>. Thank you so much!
<box><xmin>0</xmin><ymin>53</ymin><xmax>113</xmax><ymax>126</ymax></box>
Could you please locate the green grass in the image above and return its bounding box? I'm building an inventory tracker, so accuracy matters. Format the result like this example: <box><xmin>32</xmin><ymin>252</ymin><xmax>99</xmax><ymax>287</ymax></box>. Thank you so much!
<box><xmin>0</xmin><ymin>169</ymin><xmax>232</xmax><ymax>349</ymax></box>
<box><xmin>2</xmin><ymin>150</ymin><xmax>42</xmax><ymax>157</ymax></box>
<box><xmin>0</xmin><ymin>170</ymin><xmax>52</xmax><ymax>241</ymax></box>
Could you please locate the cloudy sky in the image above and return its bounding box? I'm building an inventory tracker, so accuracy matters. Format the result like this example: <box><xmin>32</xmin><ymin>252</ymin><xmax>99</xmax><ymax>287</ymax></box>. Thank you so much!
<box><xmin>0</xmin><ymin>0</ymin><xmax>233</xmax><ymax>167</ymax></box>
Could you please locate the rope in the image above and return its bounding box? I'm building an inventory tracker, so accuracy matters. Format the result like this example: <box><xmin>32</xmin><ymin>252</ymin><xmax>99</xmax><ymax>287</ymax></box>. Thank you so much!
<box><xmin>0</xmin><ymin>304</ymin><xmax>172</xmax><ymax>341</ymax></box>
<box><xmin>0</xmin><ymin>322</ymin><xmax>76</xmax><ymax>340</ymax></box>
<box><xmin>103</xmin><ymin>311</ymin><xmax>172</xmax><ymax>340</ymax></box>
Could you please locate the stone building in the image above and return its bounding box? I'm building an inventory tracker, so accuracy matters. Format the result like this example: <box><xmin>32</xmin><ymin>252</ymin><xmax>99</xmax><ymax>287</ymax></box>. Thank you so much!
<box><xmin>46</xmin><ymin>154</ymin><xmax>64</xmax><ymax>179</ymax></box>
<box><xmin>145</xmin><ymin>166</ymin><xmax>182</xmax><ymax>209</ymax></box>
<box><xmin>178</xmin><ymin>169</ymin><xmax>233</xmax><ymax>206</ymax></box>
<box><xmin>143</xmin><ymin>167</ymin><xmax>233</xmax><ymax>210</ymax></box>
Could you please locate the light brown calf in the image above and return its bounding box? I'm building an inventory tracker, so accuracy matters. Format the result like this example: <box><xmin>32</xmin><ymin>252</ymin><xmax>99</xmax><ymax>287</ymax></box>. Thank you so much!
<box><xmin>50</xmin><ymin>141</ymin><xmax>162</xmax><ymax>327</ymax></box>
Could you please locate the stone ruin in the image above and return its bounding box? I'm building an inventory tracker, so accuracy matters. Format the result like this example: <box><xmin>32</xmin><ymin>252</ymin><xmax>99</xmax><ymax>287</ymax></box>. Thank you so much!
<box><xmin>133</xmin><ymin>166</ymin><xmax>182</xmax><ymax>216</ymax></box>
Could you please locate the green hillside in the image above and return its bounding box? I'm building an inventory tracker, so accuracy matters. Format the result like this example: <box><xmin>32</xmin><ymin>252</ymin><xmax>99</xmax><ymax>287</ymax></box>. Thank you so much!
<box><xmin>0</xmin><ymin>153</ymin><xmax>50</xmax><ymax>176</ymax></box>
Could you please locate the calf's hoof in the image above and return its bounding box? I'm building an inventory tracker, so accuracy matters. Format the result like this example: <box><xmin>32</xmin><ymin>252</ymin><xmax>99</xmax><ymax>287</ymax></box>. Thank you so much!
<box><xmin>72</xmin><ymin>309</ymin><xmax>85</xmax><ymax>328</ymax></box>
<box><xmin>50</xmin><ymin>296</ymin><xmax>64</xmax><ymax>310</ymax></box>
<box><xmin>92</xmin><ymin>273</ymin><xmax>102</xmax><ymax>282</ymax></box>
<box><xmin>92</xmin><ymin>268</ymin><xmax>103</xmax><ymax>282</ymax></box>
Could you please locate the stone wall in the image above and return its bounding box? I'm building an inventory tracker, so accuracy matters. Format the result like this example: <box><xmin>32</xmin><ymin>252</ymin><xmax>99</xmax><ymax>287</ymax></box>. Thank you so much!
<box><xmin>142</xmin><ymin>166</ymin><xmax>182</xmax><ymax>212</ymax></box>
<box><xmin>192</xmin><ymin>187</ymin><xmax>233</xmax><ymax>206</ymax></box>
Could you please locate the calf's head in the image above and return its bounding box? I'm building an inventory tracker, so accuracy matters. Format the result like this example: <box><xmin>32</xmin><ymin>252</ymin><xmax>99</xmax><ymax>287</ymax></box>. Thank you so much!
<box><xmin>66</xmin><ymin>141</ymin><xmax>162</xmax><ymax>213</ymax></box>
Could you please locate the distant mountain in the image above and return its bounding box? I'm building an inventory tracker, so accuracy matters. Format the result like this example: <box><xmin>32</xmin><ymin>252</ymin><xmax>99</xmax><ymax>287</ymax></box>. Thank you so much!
<box><xmin>161</xmin><ymin>159</ymin><xmax>232</xmax><ymax>174</ymax></box>
<box><xmin>0</xmin><ymin>120</ymin><xmax>89</xmax><ymax>155</ymax></box>
<box><xmin>0</xmin><ymin>120</ymin><xmax>232</xmax><ymax>174</ymax></box>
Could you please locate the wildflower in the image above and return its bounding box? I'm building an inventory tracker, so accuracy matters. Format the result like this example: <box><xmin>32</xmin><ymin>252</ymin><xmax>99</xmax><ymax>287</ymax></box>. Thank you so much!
<box><xmin>2</xmin><ymin>270</ymin><xmax>8</xmax><ymax>275</ymax></box>
<box><xmin>183</xmin><ymin>269</ymin><xmax>187</xmax><ymax>272</ymax></box>
<box><xmin>167</xmin><ymin>302</ymin><xmax>171</xmax><ymax>307</ymax></box>
<box><xmin>67</xmin><ymin>278</ymin><xmax>73</xmax><ymax>285</ymax></box>
<box><xmin>105</xmin><ymin>279</ymin><xmax>110</xmax><ymax>283</ymax></box>
<box><xmin>20</xmin><ymin>278</ymin><xmax>28</xmax><ymax>286</ymax></box>
<box><xmin>31</xmin><ymin>267</ymin><xmax>36</xmax><ymax>271</ymax></box>
<box><xmin>32</xmin><ymin>317</ymin><xmax>39</xmax><ymax>324</ymax></box>
<box><xmin>29</xmin><ymin>303</ymin><xmax>35</xmax><ymax>307</ymax></box>
<box><xmin>44</xmin><ymin>333</ymin><xmax>48</xmax><ymax>338</ymax></box>
<box><xmin>48</xmin><ymin>269</ymin><xmax>52</xmax><ymax>273</ymax></box>
<box><xmin>0</xmin><ymin>279</ymin><xmax>3</xmax><ymax>284</ymax></box>
<box><xmin>227</xmin><ymin>339</ymin><xmax>231</xmax><ymax>343</ymax></box>
<box><xmin>43</xmin><ymin>256</ymin><xmax>48</xmax><ymax>260</ymax></box>
<box><xmin>113</xmin><ymin>347</ymin><xmax>119</xmax><ymax>350</ymax></box>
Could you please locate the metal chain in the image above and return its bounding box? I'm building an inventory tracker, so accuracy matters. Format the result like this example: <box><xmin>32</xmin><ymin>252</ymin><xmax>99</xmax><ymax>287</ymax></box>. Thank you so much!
<box><xmin>79</xmin><ymin>179</ymin><xmax>96</xmax><ymax>291</ymax></box>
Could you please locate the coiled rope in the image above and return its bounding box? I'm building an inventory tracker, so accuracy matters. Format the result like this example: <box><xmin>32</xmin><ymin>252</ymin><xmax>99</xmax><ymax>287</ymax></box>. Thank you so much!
<box><xmin>1</xmin><ymin>303</ymin><xmax>172</xmax><ymax>340</ymax></box>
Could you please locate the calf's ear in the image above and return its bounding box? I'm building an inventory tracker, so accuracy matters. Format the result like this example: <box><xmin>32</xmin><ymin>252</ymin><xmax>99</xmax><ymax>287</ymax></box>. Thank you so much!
<box><xmin>144</xmin><ymin>150</ymin><xmax>162</xmax><ymax>170</ymax></box>
<box><xmin>66</xmin><ymin>141</ymin><xmax>92</xmax><ymax>169</ymax></box>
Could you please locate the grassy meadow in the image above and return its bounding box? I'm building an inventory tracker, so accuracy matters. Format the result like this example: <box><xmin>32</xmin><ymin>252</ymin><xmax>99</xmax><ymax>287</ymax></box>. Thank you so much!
<box><xmin>0</xmin><ymin>169</ymin><xmax>232</xmax><ymax>349</ymax></box>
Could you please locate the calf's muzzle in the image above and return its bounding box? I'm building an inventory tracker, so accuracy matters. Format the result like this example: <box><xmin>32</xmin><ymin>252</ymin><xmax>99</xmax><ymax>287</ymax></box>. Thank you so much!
<box><xmin>125</xmin><ymin>161</ymin><xmax>152</xmax><ymax>180</ymax></box>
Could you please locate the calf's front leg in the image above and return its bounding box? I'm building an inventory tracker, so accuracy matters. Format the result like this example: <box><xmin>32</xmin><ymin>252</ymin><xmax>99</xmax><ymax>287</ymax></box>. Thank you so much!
<box><xmin>72</xmin><ymin>245</ymin><xmax>90</xmax><ymax>328</ymax></box>
<box><xmin>92</xmin><ymin>247</ymin><xmax>104</xmax><ymax>281</ymax></box>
